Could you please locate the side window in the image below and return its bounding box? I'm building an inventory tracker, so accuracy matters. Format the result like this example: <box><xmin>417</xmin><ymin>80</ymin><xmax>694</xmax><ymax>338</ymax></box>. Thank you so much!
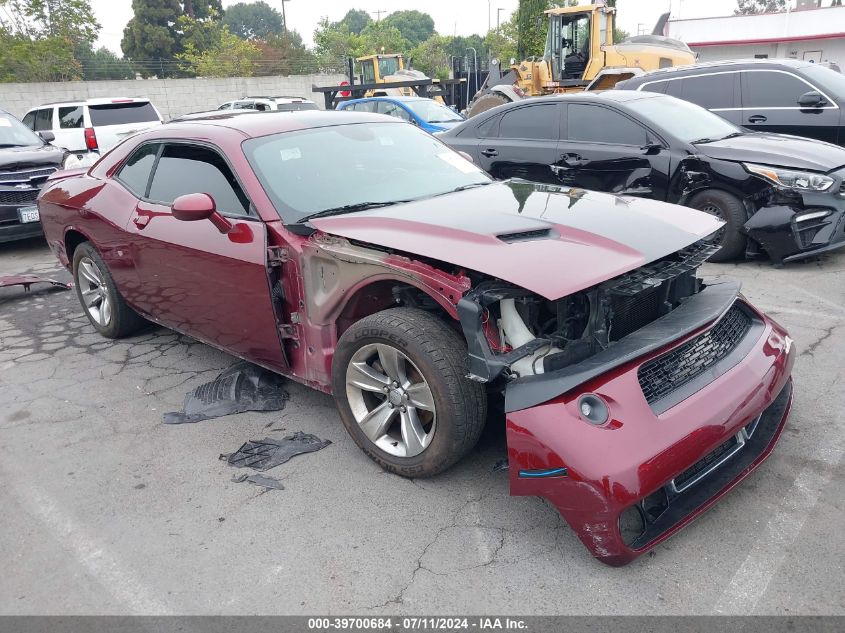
<box><xmin>663</xmin><ymin>79</ymin><xmax>683</xmax><ymax>98</ymax></box>
<box><xmin>354</xmin><ymin>101</ymin><xmax>377</xmax><ymax>113</ymax></box>
<box><xmin>476</xmin><ymin>114</ymin><xmax>500</xmax><ymax>138</ymax></box>
<box><xmin>567</xmin><ymin>104</ymin><xmax>647</xmax><ymax>145</ymax></box>
<box><xmin>378</xmin><ymin>101</ymin><xmax>411</xmax><ymax>121</ymax></box>
<box><xmin>253</xmin><ymin>101</ymin><xmax>270</xmax><ymax>111</ymax></box>
<box><xmin>218</xmin><ymin>103</ymin><xmax>232</xmax><ymax>110</ymax></box>
<box><xmin>641</xmin><ymin>80</ymin><xmax>669</xmax><ymax>94</ymax></box>
<box><xmin>680</xmin><ymin>74</ymin><xmax>736</xmax><ymax>109</ymax></box>
<box><xmin>742</xmin><ymin>71</ymin><xmax>812</xmax><ymax>108</ymax></box>
<box><xmin>498</xmin><ymin>104</ymin><xmax>559</xmax><ymax>140</ymax></box>
<box><xmin>234</xmin><ymin>101</ymin><xmax>254</xmax><ymax>110</ymax></box>
<box><xmin>59</xmin><ymin>105</ymin><xmax>84</xmax><ymax>129</ymax></box>
<box><xmin>34</xmin><ymin>108</ymin><xmax>54</xmax><ymax>132</ymax></box>
<box><xmin>148</xmin><ymin>144</ymin><xmax>250</xmax><ymax>216</ymax></box>
<box><xmin>117</xmin><ymin>143</ymin><xmax>160</xmax><ymax>197</ymax></box>
<box><xmin>22</xmin><ymin>112</ymin><xmax>36</xmax><ymax>129</ymax></box>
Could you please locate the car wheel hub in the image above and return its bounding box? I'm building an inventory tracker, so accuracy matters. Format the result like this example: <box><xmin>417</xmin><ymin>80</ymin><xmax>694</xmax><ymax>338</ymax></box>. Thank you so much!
<box><xmin>77</xmin><ymin>256</ymin><xmax>112</xmax><ymax>327</ymax></box>
<box><xmin>345</xmin><ymin>343</ymin><xmax>436</xmax><ymax>458</ymax></box>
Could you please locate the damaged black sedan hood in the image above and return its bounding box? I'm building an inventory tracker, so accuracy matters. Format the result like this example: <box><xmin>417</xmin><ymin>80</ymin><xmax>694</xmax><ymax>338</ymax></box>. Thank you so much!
<box><xmin>694</xmin><ymin>132</ymin><xmax>845</xmax><ymax>173</ymax></box>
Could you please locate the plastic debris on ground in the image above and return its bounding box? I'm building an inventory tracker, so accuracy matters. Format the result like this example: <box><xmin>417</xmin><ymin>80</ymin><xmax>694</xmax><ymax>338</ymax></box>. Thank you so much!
<box><xmin>492</xmin><ymin>458</ymin><xmax>509</xmax><ymax>472</ymax></box>
<box><xmin>221</xmin><ymin>431</ymin><xmax>332</xmax><ymax>471</ymax></box>
<box><xmin>231</xmin><ymin>473</ymin><xmax>286</xmax><ymax>491</ymax></box>
<box><xmin>162</xmin><ymin>361</ymin><xmax>289</xmax><ymax>424</ymax></box>
<box><xmin>0</xmin><ymin>274</ymin><xmax>71</xmax><ymax>292</ymax></box>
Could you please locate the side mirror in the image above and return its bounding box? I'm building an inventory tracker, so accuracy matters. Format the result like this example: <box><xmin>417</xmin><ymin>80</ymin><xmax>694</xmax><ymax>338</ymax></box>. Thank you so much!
<box><xmin>798</xmin><ymin>91</ymin><xmax>827</xmax><ymax>108</ymax></box>
<box><xmin>640</xmin><ymin>140</ymin><xmax>663</xmax><ymax>155</ymax></box>
<box><xmin>171</xmin><ymin>193</ymin><xmax>233</xmax><ymax>234</ymax></box>
<box><xmin>38</xmin><ymin>131</ymin><xmax>55</xmax><ymax>143</ymax></box>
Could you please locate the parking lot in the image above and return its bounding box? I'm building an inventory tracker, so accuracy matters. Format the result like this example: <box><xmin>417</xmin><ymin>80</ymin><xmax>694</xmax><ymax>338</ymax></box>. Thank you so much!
<box><xmin>1</xmin><ymin>236</ymin><xmax>843</xmax><ymax>616</ymax></box>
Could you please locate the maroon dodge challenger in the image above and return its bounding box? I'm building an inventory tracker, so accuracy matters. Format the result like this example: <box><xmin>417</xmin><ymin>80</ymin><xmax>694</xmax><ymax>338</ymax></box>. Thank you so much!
<box><xmin>37</xmin><ymin>110</ymin><xmax>794</xmax><ymax>565</ymax></box>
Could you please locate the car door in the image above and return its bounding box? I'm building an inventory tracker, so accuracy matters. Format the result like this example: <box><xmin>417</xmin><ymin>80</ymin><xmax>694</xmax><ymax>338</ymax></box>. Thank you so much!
<box><xmin>123</xmin><ymin>141</ymin><xmax>288</xmax><ymax>372</ymax></box>
<box><xmin>557</xmin><ymin>103</ymin><xmax>671</xmax><ymax>200</ymax></box>
<box><xmin>740</xmin><ymin>69</ymin><xmax>840</xmax><ymax>144</ymax></box>
<box><xmin>55</xmin><ymin>104</ymin><xmax>85</xmax><ymax>152</ymax></box>
<box><xmin>475</xmin><ymin>102</ymin><xmax>563</xmax><ymax>184</ymax></box>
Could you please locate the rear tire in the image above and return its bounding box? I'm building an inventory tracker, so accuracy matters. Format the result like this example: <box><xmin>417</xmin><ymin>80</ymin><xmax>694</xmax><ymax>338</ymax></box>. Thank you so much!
<box><xmin>332</xmin><ymin>308</ymin><xmax>487</xmax><ymax>478</ymax></box>
<box><xmin>467</xmin><ymin>92</ymin><xmax>512</xmax><ymax>118</ymax></box>
<box><xmin>73</xmin><ymin>242</ymin><xmax>145</xmax><ymax>339</ymax></box>
<box><xmin>687</xmin><ymin>189</ymin><xmax>747</xmax><ymax>262</ymax></box>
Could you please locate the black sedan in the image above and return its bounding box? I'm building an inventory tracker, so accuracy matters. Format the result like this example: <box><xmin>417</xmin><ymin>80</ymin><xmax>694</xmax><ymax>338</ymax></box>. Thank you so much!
<box><xmin>439</xmin><ymin>91</ymin><xmax>845</xmax><ymax>263</ymax></box>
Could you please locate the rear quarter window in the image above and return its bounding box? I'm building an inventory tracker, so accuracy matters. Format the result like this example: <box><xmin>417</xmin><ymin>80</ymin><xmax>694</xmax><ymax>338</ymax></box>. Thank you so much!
<box><xmin>89</xmin><ymin>102</ymin><xmax>159</xmax><ymax>126</ymax></box>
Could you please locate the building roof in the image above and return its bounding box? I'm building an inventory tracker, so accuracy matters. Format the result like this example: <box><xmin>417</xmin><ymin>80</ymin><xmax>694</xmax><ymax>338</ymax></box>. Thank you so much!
<box><xmin>666</xmin><ymin>5</ymin><xmax>845</xmax><ymax>47</ymax></box>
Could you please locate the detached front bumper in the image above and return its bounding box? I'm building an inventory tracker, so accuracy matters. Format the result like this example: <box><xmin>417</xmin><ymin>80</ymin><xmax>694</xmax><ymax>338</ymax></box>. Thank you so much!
<box><xmin>505</xmin><ymin>288</ymin><xmax>794</xmax><ymax>566</ymax></box>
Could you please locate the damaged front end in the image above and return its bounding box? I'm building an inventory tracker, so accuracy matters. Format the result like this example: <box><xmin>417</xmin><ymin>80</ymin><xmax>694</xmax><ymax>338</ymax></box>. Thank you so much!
<box><xmin>457</xmin><ymin>238</ymin><xmax>795</xmax><ymax>565</ymax></box>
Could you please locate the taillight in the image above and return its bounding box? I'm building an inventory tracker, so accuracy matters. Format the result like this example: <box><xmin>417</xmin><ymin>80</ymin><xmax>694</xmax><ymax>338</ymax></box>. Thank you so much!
<box><xmin>84</xmin><ymin>127</ymin><xmax>98</xmax><ymax>151</ymax></box>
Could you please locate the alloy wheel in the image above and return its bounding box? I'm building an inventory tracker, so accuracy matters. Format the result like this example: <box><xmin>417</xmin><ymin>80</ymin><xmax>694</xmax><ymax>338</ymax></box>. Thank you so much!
<box><xmin>345</xmin><ymin>343</ymin><xmax>436</xmax><ymax>458</ymax></box>
<box><xmin>76</xmin><ymin>257</ymin><xmax>112</xmax><ymax>327</ymax></box>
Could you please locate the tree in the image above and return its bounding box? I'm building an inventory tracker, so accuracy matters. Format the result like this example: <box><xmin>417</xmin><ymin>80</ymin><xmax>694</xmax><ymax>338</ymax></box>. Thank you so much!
<box><xmin>0</xmin><ymin>32</ymin><xmax>82</xmax><ymax>81</ymax></box>
<box><xmin>254</xmin><ymin>31</ymin><xmax>316</xmax><ymax>75</ymax></box>
<box><xmin>178</xmin><ymin>25</ymin><xmax>259</xmax><ymax>76</ymax></box>
<box><xmin>516</xmin><ymin>0</ymin><xmax>548</xmax><ymax>59</ymax></box>
<box><xmin>409</xmin><ymin>34</ymin><xmax>451</xmax><ymax>80</ymax></box>
<box><xmin>735</xmin><ymin>0</ymin><xmax>786</xmax><ymax>14</ymax></box>
<box><xmin>335</xmin><ymin>8</ymin><xmax>370</xmax><ymax>35</ymax></box>
<box><xmin>359</xmin><ymin>20</ymin><xmax>408</xmax><ymax>55</ymax></box>
<box><xmin>121</xmin><ymin>0</ymin><xmax>182</xmax><ymax>75</ymax></box>
<box><xmin>222</xmin><ymin>1</ymin><xmax>283</xmax><ymax>40</ymax></box>
<box><xmin>76</xmin><ymin>45</ymin><xmax>135</xmax><ymax>79</ymax></box>
<box><xmin>313</xmin><ymin>17</ymin><xmax>363</xmax><ymax>64</ymax></box>
<box><xmin>0</xmin><ymin>0</ymin><xmax>100</xmax><ymax>45</ymax></box>
<box><xmin>382</xmin><ymin>10</ymin><xmax>434</xmax><ymax>48</ymax></box>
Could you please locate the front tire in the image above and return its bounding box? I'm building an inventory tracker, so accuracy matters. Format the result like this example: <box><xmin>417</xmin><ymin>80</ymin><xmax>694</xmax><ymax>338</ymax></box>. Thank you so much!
<box><xmin>466</xmin><ymin>92</ymin><xmax>512</xmax><ymax>118</ymax></box>
<box><xmin>687</xmin><ymin>189</ymin><xmax>748</xmax><ymax>262</ymax></box>
<box><xmin>73</xmin><ymin>242</ymin><xmax>145</xmax><ymax>339</ymax></box>
<box><xmin>332</xmin><ymin>308</ymin><xmax>487</xmax><ymax>478</ymax></box>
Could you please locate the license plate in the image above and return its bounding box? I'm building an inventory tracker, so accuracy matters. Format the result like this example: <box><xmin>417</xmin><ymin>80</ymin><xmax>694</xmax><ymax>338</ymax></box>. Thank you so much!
<box><xmin>17</xmin><ymin>206</ymin><xmax>39</xmax><ymax>223</ymax></box>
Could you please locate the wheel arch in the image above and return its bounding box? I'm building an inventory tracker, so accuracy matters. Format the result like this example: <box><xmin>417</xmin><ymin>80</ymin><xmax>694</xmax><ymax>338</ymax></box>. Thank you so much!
<box><xmin>63</xmin><ymin>227</ymin><xmax>93</xmax><ymax>265</ymax></box>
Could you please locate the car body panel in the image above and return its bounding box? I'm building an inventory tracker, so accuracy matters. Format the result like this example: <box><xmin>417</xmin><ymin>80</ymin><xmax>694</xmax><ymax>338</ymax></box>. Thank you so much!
<box><xmin>337</xmin><ymin>96</ymin><xmax>465</xmax><ymax>133</ymax></box>
<box><xmin>694</xmin><ymin>132</ymin><xmax>845</xmax><ymax>173</ymax></box>
<box><xmin>310</xmin><ymin>181</ymin><xmax>722</xmax><ymax>300</ymax></box>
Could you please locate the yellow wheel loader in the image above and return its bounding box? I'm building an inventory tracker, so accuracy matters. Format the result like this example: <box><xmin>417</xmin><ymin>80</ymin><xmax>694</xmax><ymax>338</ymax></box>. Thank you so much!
<box><xmin>466</xmin><ymin>3</ymin><xmax>695</xmax><ymax>117</ymax></box>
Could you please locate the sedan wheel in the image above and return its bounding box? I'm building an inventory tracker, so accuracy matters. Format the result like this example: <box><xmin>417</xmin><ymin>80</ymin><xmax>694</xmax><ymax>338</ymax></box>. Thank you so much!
<box><xmin>346</xmin><ymin>343</ymin><xmax>436</xmax><ymax>458</ymax></box>
<box><xmin>332</xmin><ymin>307</ymin><xmax>487</xmax><ymax>477</ymax></box>
<box><xmin>77</xmin><ymin>256</ymin><xmax>112</xmax><ymax>327</ymax></box>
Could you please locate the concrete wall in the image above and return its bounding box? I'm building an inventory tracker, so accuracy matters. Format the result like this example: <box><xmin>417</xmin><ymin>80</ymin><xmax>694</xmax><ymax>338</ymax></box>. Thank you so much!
<box><xmin>0</xmin><ymin>74</ymin><xmax>347</xmax><ymax>120</ymax></box>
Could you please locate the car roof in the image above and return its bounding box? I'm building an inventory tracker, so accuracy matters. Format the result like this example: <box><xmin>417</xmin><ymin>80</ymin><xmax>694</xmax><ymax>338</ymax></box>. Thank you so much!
<box><xmin>345</xmin><ymin>96</ymin><xmax>428</xmax><ymax>103</ymax></box>
<box><xmin>157</xmin><ymin>109</ymin><xmax>386</xmax><ymax>139</ymax></box>
<box><xmin>625</xmin><ymin>58</ymin><xmax>815</xmax><ymax>81</ymax></box>
<box><xmin>243</xmin><ymin>96</ymin><xmax>315</xmax><ymax>102</ymax></box>
<box><xmin>27</xmin><ymin>97</ymin><xmax>152</xmax><ymax>109</ymax></box>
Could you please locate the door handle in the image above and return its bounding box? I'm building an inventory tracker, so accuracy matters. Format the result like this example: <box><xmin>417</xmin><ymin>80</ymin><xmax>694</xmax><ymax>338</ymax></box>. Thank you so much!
<box><xmin>747</xmin><ymin>114</ymin><xmax>767</xmax><ymax>123</ymax></box>
<box><xmin>480</xmin><ymin>148</ymin><xmax>498</xmax><ymax>157</ymax></box>
<box><xmin>560</xmin><ymin>153</ymin><xmax>585</xmax><ymax>167</ymax></box>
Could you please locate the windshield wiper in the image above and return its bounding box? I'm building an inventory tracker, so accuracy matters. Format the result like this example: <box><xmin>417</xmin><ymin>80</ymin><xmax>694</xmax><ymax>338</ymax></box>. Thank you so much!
<box><xmin>720</xmin><ymin>131</ymin><xmax>745</xmax><ymax>140</ymax></box>
<box><xmin>690</xmin><ymin>137</ymin><xmax>716</xmax><ymax>144</ymax></box>
<box><xmin>297</xmin><ymin>200</ymin><xmax>409</xmax><ymax>223</ymax></box>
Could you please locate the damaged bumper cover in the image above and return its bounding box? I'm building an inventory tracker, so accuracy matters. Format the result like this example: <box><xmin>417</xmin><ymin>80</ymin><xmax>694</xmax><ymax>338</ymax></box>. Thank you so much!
<box><xmin>504</xmin><ymin>289</ymin><xmax>794</xmax><ymax>566</ymax></box>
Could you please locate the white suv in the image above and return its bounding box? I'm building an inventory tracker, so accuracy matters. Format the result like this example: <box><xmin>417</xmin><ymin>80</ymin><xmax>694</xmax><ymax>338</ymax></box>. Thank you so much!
<box><xmin>217</xmin><ymin>96</ymin><xmax>319</xmax><ymax>112</ymax></box>
<box><xmin>22</xmin><ymin>98</ymin><xmax>163</xmax><ymax>158</ymax></box>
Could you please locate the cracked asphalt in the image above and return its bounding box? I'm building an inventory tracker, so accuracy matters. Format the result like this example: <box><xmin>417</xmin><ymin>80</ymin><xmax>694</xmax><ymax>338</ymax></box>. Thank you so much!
<box><xmin>1</xmin><ymin>237</ymin><xmax>843</xmax><ymax>616</ymax></box>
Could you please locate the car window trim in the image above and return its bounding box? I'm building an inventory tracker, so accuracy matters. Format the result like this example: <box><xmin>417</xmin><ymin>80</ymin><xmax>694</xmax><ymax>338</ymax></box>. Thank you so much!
<box><xmin>118</xmin><ymin>138</ymin><xmax>258</xmax><ymax>220</ymax></box>
<box><xmin>564</xmin><ymin>103</ymin><xmax>654</xmax><ymax>147</ymax></box>
<box><xmin>114</xmin><ymin>141</ymin><xmax>163</xmax><ymax>199</ymax></box>
<box><xmin>640</xmin><ymin>70</ymin><xmax>740</xmax><ymax>110</ymax></box>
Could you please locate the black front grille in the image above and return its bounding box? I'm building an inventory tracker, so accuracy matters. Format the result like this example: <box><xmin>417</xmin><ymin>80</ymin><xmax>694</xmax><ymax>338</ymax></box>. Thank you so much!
<box><xmin>0</xmin><ymin>189</ymin><xmax>38</xmax><ymax>205</ymax></box>
<box><xmin>610</xmin><ymin>286</ymin><xmax>663</xmax><ymax>341</ymax></box>
<box><xmin>673</xmin><ymin>436</ymin><xmax>739</xmax><ymax>490</ymax></box>
<box><xmin>638</xmin><ymin>304</ymin><xmax>752</xmax><ymax>405</ymax></box>
<box><xmin>0</xmin><ymin>167</ymin><xmax>56</xmax><ymax>183</ymax></box>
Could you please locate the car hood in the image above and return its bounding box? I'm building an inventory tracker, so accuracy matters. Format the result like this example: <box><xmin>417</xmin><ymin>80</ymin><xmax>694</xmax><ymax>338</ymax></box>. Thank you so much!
<box><xmin>694</xmin><ymin>133</ymin><xmax>845</xmax><ymax>173</ymax></box>
<box><xmin>0</xmin><ymin>144</ymin><xmax>65</xmax><ymax>169</ymax></box>
<box><xmin>310</xmin><ymin>181</ymin><xmax>721</xmax><ymax>300</ymax></box>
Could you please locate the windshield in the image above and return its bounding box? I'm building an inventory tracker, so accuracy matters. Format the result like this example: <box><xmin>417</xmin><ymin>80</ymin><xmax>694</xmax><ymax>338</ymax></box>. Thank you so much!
<box><xmin>625</xmin><ymin>94</ymin><xmax>741</xmax><ymax>143</ymax></box>
<box><xmin>379</xmin><ymin>57</ymin><xmax>400</xmax><ymax>77</ymax></box>
<box><xmin>0</xmin><ymin>112</ymin><xmax>43</xmax><ymax>147</ymax></box>
<box><xmin>405</xmin><ymin>100</ymin><xmax>463</xmax><ymax>123</ymax></box>
<box><xmin>244</xmin><ymin>122</ymin><xmax>490</xmax><ymax>223</ymax></box>
<box><xmin>801</xmin><ymin>64</ymin><xmax>845</xmax><ymax>98</ymax></box>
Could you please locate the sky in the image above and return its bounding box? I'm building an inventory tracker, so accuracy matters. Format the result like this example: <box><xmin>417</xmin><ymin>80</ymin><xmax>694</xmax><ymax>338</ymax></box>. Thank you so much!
<box><xmin>90</xmin><ymin>0</ymin><xmax>740</xmax><ymax>56</ymax></box>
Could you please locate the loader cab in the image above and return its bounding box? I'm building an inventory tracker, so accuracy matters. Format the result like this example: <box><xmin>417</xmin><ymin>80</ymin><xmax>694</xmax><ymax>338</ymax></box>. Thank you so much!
<box><xmin>544</xmin><ymin>5</ymin><xmax>613</xmax><ymax>82</ymax></box>
<box><xmin>358</xmin><ymin>54</ymin><xmax>406</xmax><ymax>85</ymax></box>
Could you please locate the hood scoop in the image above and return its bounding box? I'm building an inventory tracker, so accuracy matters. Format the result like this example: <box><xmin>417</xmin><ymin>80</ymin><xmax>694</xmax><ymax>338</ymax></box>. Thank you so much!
<box><xmin>497</xmin><ymin>228</ymin><xmax>555</xmax><ymax>243</ymax></box>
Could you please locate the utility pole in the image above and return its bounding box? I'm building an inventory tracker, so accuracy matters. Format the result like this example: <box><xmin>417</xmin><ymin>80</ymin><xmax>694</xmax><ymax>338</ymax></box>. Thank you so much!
<box><xmin>281</xmin><ymin>0</ymin><xmax>291</xmax><ymax>34</ymax></box>
<box><xmin>497</xmin><ymin>8</ymin><xmax>505</xmax><ymax>31</ymax></box>
<box><xmin>488</xmin><ymin>0</ymin><xmax>491</xmax><ymax>32</ymax></box>
<box><xmin>372</xmin><ymin>9</ymin><xmax>387</xmax><ymax>21</ymax></box>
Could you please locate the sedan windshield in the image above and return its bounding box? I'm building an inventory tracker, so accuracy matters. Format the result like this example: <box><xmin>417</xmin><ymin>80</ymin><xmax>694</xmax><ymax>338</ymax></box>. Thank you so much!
<box><xmin>405</xmin><ymin>100</ymin><xmax>464</xmax><ymax>124</ymax></box>
<box><xmin>625</xmin><ymin>94</ymin><xmax>742</xmax><ymax>144</ymax></box>
<box><xmin>243</xmin><ymin>122</ymin><xmax>489</xmax><ymax>223</ymax></box>
<box><xmin>0</xmin><ymin>112</ymin><xmax>43</xmax><ymax>147</ymax></box>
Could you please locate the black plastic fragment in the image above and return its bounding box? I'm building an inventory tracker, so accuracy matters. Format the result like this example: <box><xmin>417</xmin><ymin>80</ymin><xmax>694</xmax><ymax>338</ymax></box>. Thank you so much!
<box><xmin>162</xmin><ymin>361</ymin><xmax>288</xmax><ymax>424</ymax></box>
<box><xmin>231</xmin><ymin>473</ymin><xmax>286</xmax><ymax>490</ymax></box>
<box><xmin>221</xmin><ymin>431</ymin><xmax>332</xmax><ymax>471</ymax></box>
<box><xmin>492</xmin><ymin>458</ymin><xmax>509</xmax><ymax>472</ymax></box>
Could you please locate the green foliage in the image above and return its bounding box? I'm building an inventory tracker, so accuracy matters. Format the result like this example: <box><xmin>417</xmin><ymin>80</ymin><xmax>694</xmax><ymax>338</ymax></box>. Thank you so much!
<box><xmin>335</xmin><ymin>9</ymin><xmax>371</xmax><ymax>35</ymax></box>
<box><xmin>0</xmin><ymin>32</ymin><xmax>82</xmax><ymax>81</ymax></box>
<box><xmin>177</xmin><ymin>10</ymin><xmax>223</xmax><ymax>54</ymax></box>
<box><xmin>76</xmin><ymin>45</ymin><xmax>135</xmax><ymax>79</ymax></box>
<box><xmin>121</xmin><ymin>0</ymin><xmax>182</xmax><ymax>75</ymax></box>
<box><xmin>255</xmin><ymin>31</ymin><xmax>317</xmax><ymax>76</ymax></box>
<box><xmin>185</xmin><ymin>0</ymin><xmax>223</xmax><ymax>20</ymax></box>
<box><xmin>516</xmin><ymin>0</ymin><xmax>548</xmax><ymax>59</ymax></box>
<box><xmin>734</xmin><ymin>0</ymin><xmax>786</xmax><ymax>14</ymax></box>
<box><xmin>409</xmin><ymin>34</ymin><xmax>451</xmax><ymax>81</ymax></box>
<box><xmin>177</xmin><ymin>24</ymin><xmax>259</xmax><ymax>76</ymax></box>
<box><xmin>313</xmin><ymin>17</ymin><xmax>362</xmax><ymax>63</ymax></box>
<box><xmin>382</xmin><ymin>10</ymin><xmax>434</xmax><ymax>48</ymax></box>
<box><xmin>222</xmin><ymin>1</ymin><xmax>283</xmax><ymax>40</ymax></box>
<box><xmin>0</xmin><ymin>0</ymin><xmax>100</xmax><ymax>45</ymax></box>
<box><xmin>358</xmin><ymin>20</ymin><xmax>408</xmax><ymax>56</ymax></box>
